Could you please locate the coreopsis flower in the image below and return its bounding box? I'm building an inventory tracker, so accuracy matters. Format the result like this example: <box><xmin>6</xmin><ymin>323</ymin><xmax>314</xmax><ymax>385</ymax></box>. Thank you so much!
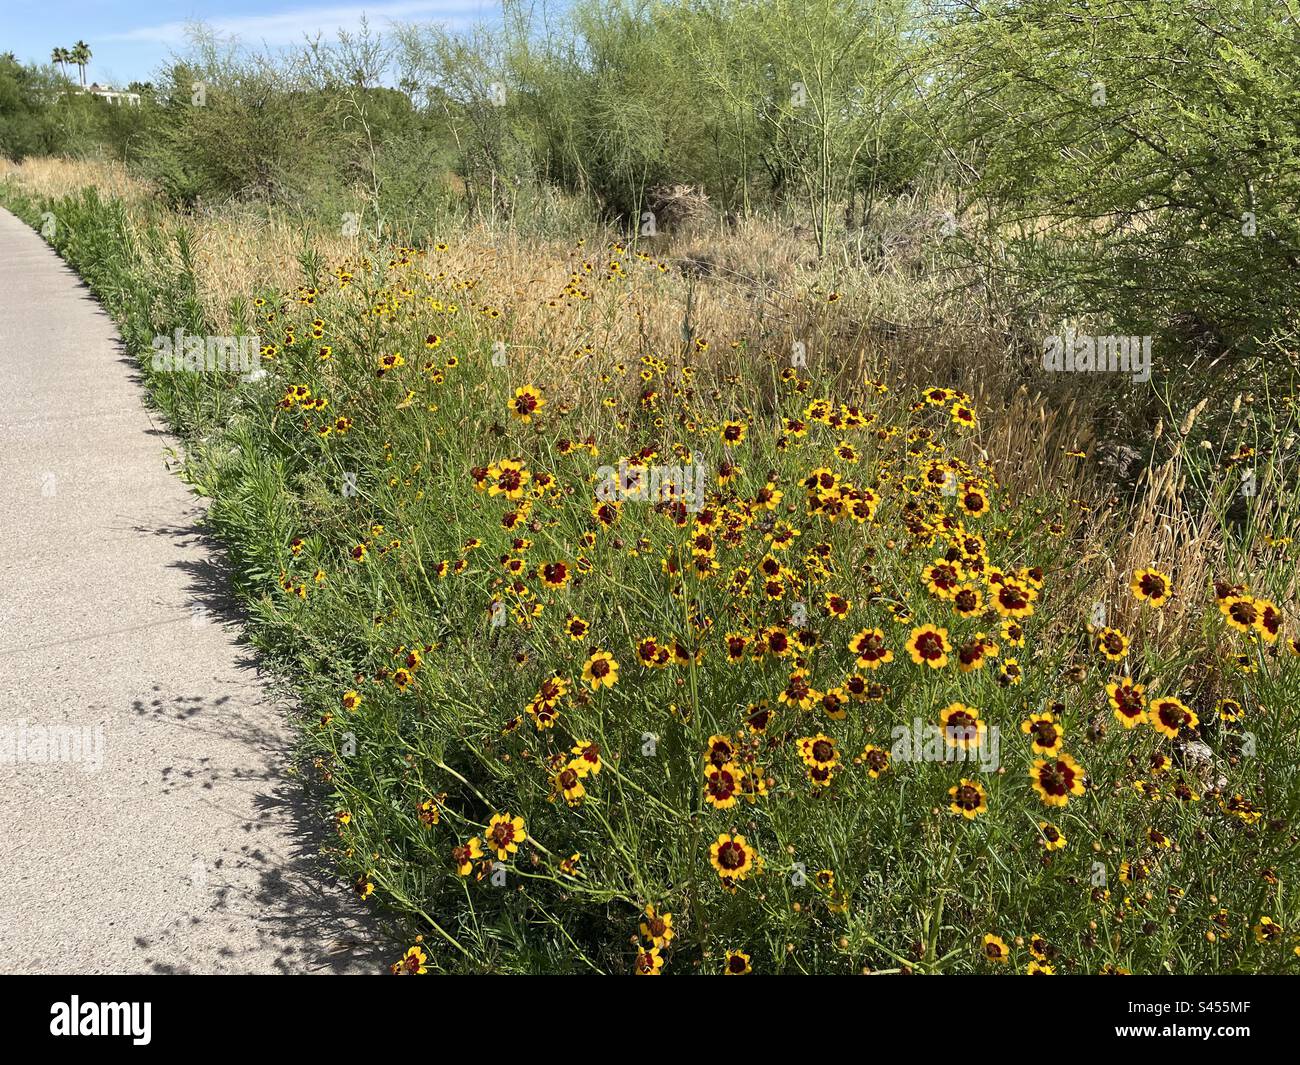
<box><xmin>488</xmin><ymin>459</ymin><xmax>530</xmax><ymax>499</ymax></box>
<box><xmin>906</xmin><ymin>624</ymin><xmax>951</xmax><ymax>668</ymax></box>
<box><xmin>991</xmin><ymin>578</ymin><xmax>1036</xmax><ymax>618</ymax></box>
<box><xmin>1119</xmin><ymin>859</ymin><xmax>1150</xmax><ymax>883</ymax></box>
<box><xmin>724</xmin><ymin>950</ymin><xmax>752</xmax><ymax>975</ymax></box>
<box><xmin>1030</xmin><ymin>753</ymin><xmax>1087</xmax><ymax>806</ymax></box>
<box><xmin>759</xmin><ymin>625</ymin><xmax>790</xmax><ymax>657</ymax></box>
<box><xmin>1146</xmin><ymin>828</ymin><xmax>1172</xmax><ymax>849</ymax></box>
<box><xmin>639</xmin><ymin>905</ymin><xmax>674</xmax><ymax>948</ymax></box>
<box><xmin>709</xmin><ymin>833</ymin><xmax>758</xmax><ymax>881</ymax></box>
<box><xmin>958</xmin><ymin>484</ymin><xmax>990</xmax><ymax>517</ymax></box>
<box><xmin>724</xmin><ymin>631</ymin><xmax>751</xmax><ymax>661</ymax></box>
<box><xmin>453</xmin><ymin>837</ymin><xmax>484</xmax><ymax>876</ymax></box>
<box><xmin>798</xmin><ymin>733</ymin><xmax>840</xmax><ymax>771</ymax></box>
<box><xmin>739</xmin><ymin>766</ymin><xmax>770</xmax><ymax>803</ymax></box>
<box><xmin>997</xmin><ymin>657</ymin><xmax>1023</xmax><ymax>686</ymax></box>
<box><xmin>858</xmin><ymin>744</ymin><xmax>890</xmax><ymax>778</ymax></box>
<box><xmin>633</xmin><ymin>944</ymin><xmax>665</xmax><ymax>975</ymax></box>
<box><xmin>484</xmin><ymin>813</ymin><xmax>527</xmax><ymax>860</ymax></box>
<box><xmin>1107</xmin><ymin>680</ymin><xmax>1147</xmax><ymax>728</ymax></box>
<box><xmin>778</xmin><ymin>668</ymin><xmax>819</xmax><ymax>709</ymax></box>
<box><xmin>949</xmin><ymin>778</ymin><xmax>988</xmax><ymax>819</ymax></box>
<box><xmin>704</xmin><ymin>763</ymin><xmax>743</xmax><ymax>809</ymax></box>
<box><xmin>417</xmin><ymin>798</ymin><xmax>441</xmax><ymax>827</ymax></box>
<box><xmin>824</xmin><ymin>592</ymin><xmax>851</xmax><ymax>619</ymax></box>
<box><xmin>550</xmin><ymin>764</ymin><xmax>586</xmax><ymax>806</ymax></box>
<box><xmin>582</xmin><ymin>649</ymin><xmax>619</xmax><ymax>690</ymax></box>
<box><xmin>1150</xmin><ymin>696</ymin><xmax>1198</xmax><ymax>740</ymax></box>
<box><xmin>720</xmin><ymin>419</ymin><xmax>747</xmax><ymax>444</ymax></box>
<box><xmin>819</xmin><ymin>687</ymin><xmax>848</xmax><ymax>720</ymax></box>
<box><xmin>956</xmin><ymin>634</ymin><xmax>998</xmax><ymax>672</ymax></box>
<box><xmin>1037</xmin><ymin>822</ymin><xmax>1067</xmax><ymax>850</ymax></box>
<box><xmin>951</xmin><ymin>584</ymin><xmax>983</xmax><ymax>617</ymax></box>
<box><xmin>923</xmin><ymin>559</ymin><xmax>964</xmax><ymax>599</ymax></box>
<box><xmin>705</xmin><ymin>734</ymin><xmax>737</xmax><ymax>767</ymax></box>
<box><xmin>1131</xmin><ymin>567</ymin><xmax>1171</xmax><ymax>607</ymax></box>
<box><xmin>341</xmin><ymin>689</ymin><xmax>362</xmax><ymax>712</ymax></box>
<box><xmin>940</xmin><ymin>702</ymin><xmax>985</xmax><ymax>749</ymax></box>
<box><xmin>1095</xmin><ymin>627</ymin><xmax>1129</xmax><ymax>661</ymax></box>
<box><xmin>635</xmin><ymin>637</ymin><xmax>671</xmax><ymax>668</ymax></box>
<box><xmin>1021</xmin><ymin>712</ymin><xmax>1063</xmax><ymax>755</ymax></box>
<box><xmin>1220</xmin><ymin>595</ymin><xmax>1259</xmax><ymax>633</ymax></box>
<box><xmin>569</xmin><ymin>740</ymin><xmax>602</xmax><ymax>776</ymax></box>
<box><xmin>538</xmin><ymin>560</ymin><xmax>572</xmax><ymax>589</ymax></box>
<box><xmin>981</xmin><ymin>934</ymin><xmax>1010</xmax><ymax>964</ymax></box>
<box><xmin>1001</xmin><ymin>619</ymin><xmax>1025</xmax><ymax>647</ymax></box>
<box><xmin>391</xmin><ymin>945</ymin><xmax>428</xmax><ymax>975</ymax></box>
<box><xmin>508</xmin><ymin>384</ymin><xmax>546</xmax><ymax>422</ymax></box>
<box><xmin>1253</xmin><ymin>917</ymin><xmax>1283</xmax><ymax>944</ymax></box>
<box><xmin>743</xmin><ymin>702</ymin><xmax>775</xmax><ymax>733</ymax></box>
<box><xmin>849</xmin><ymin>627</ymin><xmax>893</xmax><ymax>668</ymax></box>
<box><xmin>951</xmin><ymin>402</ymin><xmax>977</xmax><ymax>428</ymax></box>
<box><xmin>534</xmin><ymin>671</ymin><xmax>569</xmax><ymax>703</ymax></box>
<box><xmin>1254</xmin><ymin>598</ymin><xmax>1282</xmax><ymax>642</ymax></box>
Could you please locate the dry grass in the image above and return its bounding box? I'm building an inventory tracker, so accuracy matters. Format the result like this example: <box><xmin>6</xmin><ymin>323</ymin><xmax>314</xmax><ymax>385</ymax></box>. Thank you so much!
<box><xmin>0</xmin><ymin>156</ymin><xmax>151</xmax><ymax>204</ymax></box>
<box><xmin>187</xmin><ymin>206</ymin><xmax>353</xmax><ymax>334</ymax></box>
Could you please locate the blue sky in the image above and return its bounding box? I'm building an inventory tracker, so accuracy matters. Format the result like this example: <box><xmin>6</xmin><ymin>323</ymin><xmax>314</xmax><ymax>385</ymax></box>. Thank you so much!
<box><xmin>1</xmin><ymin>2</ymin><xmax>501</xmax><ymax>86</ymax></box>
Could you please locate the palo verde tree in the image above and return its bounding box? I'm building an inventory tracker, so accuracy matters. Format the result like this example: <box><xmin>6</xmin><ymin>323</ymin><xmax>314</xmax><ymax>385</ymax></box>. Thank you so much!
<box><xmin>683</xmin><ymin>0</ymin><xmax>924</xmax><ymax>256</ymax></box>
<box><xmin>929</xmin><ymin>0</ymin><xmax>1300</xmax><ymax>378</ymax></box>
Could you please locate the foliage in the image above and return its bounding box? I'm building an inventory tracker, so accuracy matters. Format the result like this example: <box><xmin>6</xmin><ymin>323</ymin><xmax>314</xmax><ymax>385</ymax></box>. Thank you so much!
<box><xmin>4</xmin><ymin>181</ymin><xmax>1298</xmax><ymax>974</ymax></box>
<box><xmin>930</xmin><ymin>0</ymin><xmax>1300</xmax><ymax>374</ymax></box>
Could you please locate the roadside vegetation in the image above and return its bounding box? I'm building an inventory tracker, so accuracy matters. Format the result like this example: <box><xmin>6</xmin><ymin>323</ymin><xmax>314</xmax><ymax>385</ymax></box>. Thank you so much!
<box><xmin>2</xmin><ymin>0</ymin><xmax>1298</xmax><ymax>974</ymax></box>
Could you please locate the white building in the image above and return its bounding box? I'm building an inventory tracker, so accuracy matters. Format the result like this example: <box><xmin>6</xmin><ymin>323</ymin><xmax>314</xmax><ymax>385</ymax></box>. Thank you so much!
<box><xmin>84</xmin><ymin>83</ymin><xmax>141</xmax><ymax>106</ymax></box>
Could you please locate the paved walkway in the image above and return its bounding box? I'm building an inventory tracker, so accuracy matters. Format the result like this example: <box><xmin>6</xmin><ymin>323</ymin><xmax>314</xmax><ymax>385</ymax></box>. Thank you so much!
<box><xmin>0</xmin><ymin>207</ymin><xmax>381</xmax><ymax>973</ymax></box>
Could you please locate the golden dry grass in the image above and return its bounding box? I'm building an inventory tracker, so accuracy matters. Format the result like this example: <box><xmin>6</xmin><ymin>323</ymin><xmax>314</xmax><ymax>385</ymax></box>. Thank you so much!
<box><xmin>0</xmin><ymin>156</ymin><xmax>151</xmax><ymax>204</ymax></box>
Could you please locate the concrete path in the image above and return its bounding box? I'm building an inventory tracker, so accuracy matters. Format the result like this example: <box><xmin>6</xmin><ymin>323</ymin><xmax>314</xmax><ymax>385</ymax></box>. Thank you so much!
<box><xmin>0</xmin><ymin>207</ymin><xmax>382</xmax><ymax>973</ymax></box>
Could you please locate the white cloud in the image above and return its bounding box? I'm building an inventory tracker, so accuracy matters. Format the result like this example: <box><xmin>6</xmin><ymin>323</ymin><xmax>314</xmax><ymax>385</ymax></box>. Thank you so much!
<box><xmin>106</xmin><ymin>2</ymin><xmax>487</xmax><ymax>47</ymax></box>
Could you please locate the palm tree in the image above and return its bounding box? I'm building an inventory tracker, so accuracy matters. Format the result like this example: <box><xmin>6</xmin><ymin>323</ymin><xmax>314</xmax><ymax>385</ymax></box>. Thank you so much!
<box><xmin>51</xmin><ymin>47</ymin><xmax>69</xmax><ymax>79</ymax></box>
<box><xmin>71</xmin><ymin>41</ymin><xmax>91</xmax><ymax>87</ymax></box>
